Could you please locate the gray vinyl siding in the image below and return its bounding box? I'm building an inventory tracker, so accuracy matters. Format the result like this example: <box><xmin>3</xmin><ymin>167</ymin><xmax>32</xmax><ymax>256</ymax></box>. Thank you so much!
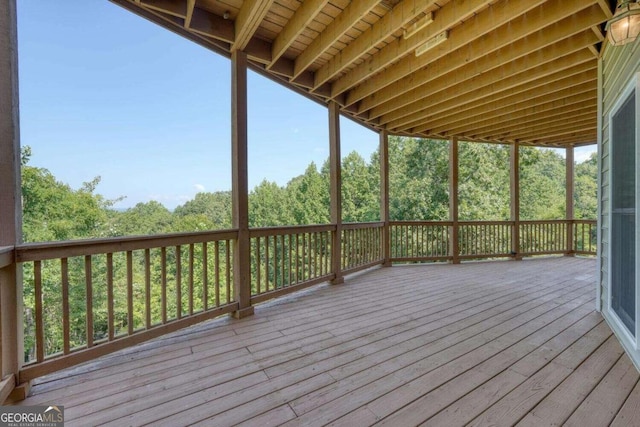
<box><xmin>600</xmin><ymin>38</ymin><xmax>640</xmax><ymax>366</ymax></box>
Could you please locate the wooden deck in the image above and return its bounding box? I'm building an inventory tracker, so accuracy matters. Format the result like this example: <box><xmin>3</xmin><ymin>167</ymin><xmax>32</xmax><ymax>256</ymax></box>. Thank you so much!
<box><xmin>15</xmin><ymin>257</ymin><xmax>639</xmax><ymax>426</ymax></box>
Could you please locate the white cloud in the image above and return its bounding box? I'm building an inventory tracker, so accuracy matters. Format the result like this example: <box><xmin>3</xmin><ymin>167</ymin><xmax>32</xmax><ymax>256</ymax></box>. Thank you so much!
<box><xmin>194</xmin><ymin>183</ymin><xmax>206</xmax><ymax>192</ymax></box>
<box><xmin>574</xmin><ymin>146</ymin><xmax>596</xmax><ymax>163</ymax></box>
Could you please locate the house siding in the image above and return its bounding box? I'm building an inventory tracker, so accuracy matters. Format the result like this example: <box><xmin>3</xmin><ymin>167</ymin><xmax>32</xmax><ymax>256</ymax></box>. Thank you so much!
<box><xmin>600</xmin><ymin>38</ymin><xmax>640</xmax><ymax>366</ymax></box>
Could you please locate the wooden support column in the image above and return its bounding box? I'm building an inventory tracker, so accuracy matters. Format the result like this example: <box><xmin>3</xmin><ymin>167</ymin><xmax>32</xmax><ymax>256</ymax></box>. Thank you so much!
<box><xmin>449</xmin><ymin>137</ymin><xmax>460</xmax><ymax>264</ymax></box>
<box><xmin>510</xmin><ymin>142</ymin><xmax>522</xmax><ymax>260</ymax></box>
<box><xmin>0</xmin><ymin>0</ymin><xmax>23</xmax><ymax>401</ymax></box>
<box><xmin>329</xmin><ymin>101</ymin><xmax>344</xmax><ymax>284</ymax></box>
<box><xmin>380</xmin><ymin>130</ymin><xmax>391</xmax><ymax>267</ymax></box>
<box><xmin>566</xmin><ymin>145</ymin><xmax>575</xmax><ymax>256</ymax></box>
<box><xmin>231</xmin><ymin>50</ymin><xmax>254</xmax><ymax>319</ymax></box>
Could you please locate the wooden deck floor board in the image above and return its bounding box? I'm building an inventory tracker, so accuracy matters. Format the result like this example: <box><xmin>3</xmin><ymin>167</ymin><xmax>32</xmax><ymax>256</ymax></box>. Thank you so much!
<box><xmin>365</xmin><ymin>308</ymin><xmax>604</xmax><ymax>427</ymax></box>
<box><xmin>16</xmin><ymin>257</ymin><xmax>639</xmax><ymax>427</ymax></box>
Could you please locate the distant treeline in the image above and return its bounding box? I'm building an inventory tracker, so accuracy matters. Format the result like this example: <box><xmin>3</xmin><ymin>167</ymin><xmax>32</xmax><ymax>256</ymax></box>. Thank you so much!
<box><xmin>21</xmin><ymin>137</ymin><xmax>596</xmax><ymax>243</ymax></box>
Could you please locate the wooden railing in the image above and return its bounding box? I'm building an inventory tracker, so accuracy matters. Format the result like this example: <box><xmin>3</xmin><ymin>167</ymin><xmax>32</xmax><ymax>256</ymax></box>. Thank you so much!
<box><xmin>342</xmin><ymin>222</ymin><xmax>384</xmax><ymax>274</ymax></box>
<box><xmin>1</xmin><ymin>218</ymin><xmax>595</xmax><ymax>386</ymax></box>
<box><xmin>16</xmin><ymin>230</ymin><xmax>238</xmax><ymax>381</ymax></box>
<box><xmin>390</xmin><ymin>221</ymin><xmax>451</xmax><ymax>262</ymax></box>
<box><xmin>520</xmin><ymin>220</ymin><xmax>569</xmax><ymax>255</ymax></box>
<box><xmin>249</xmin><ymin>225</ymin><xmax>334</xmax><ymax>304</ymax></box>
<box><xmin>574</xmin><ymin>220</ymin><xmax>597</xmax><ymax>254</ymax></box>
<box><xmin>390</xmin><ymin>219</ymin><xmax>597</xmax><ymax>263</ymax></box>
<box><xmin>459</xmin><ymin>221</ymin><xmax>513</xmax><ymax>259</ymax></box>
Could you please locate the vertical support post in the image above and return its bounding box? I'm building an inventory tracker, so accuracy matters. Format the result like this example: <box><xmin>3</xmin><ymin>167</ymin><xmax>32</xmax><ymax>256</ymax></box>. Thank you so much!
<box><xmin>380</xmin><ymin>130</ymin><xmax>391</xmax><ymax>267</ymax></box>
<box><xmin>449</xmin><ymin>137</ymin><xmax>460</xmax><ymax>264</ymax></box>
<box><xmin>566</xmin><ymin>145</ymin><xmax>575</xmax><ymax>256</ymax></box>
<box><xmin>510</xmin><ymin>142</ymin><xmax>522</xmax><ymax>260</ymax></box>
<box><xmin>329</xmin><ymin>101</ymin><xmax>344</xmax><ymax>284</ymax></box>
<box><xmin>231</xmin><ymin>50</ymin><xmax>253</xmax><ymax>319</ymax></box>
<box><xmin>0</xmin><ymin>0</ymin><xmax>23</xmax><ymax>400</ymax></box>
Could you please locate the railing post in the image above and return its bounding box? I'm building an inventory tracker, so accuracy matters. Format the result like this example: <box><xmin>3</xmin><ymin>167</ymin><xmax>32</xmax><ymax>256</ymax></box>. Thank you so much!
<box><xmin>566</xmin><ymin>145</ymin><xmax>575</xmax><ymax>256</ymax></box>
<box><xmin>329</xmin><ymin>101</ymin><xmax>344</xmax><ymax>284</ymax></box>
<box><xmin>231</xmin><ymin>50</ymin><xmax>254</xmax><ymax>319</ymax></box>
<box><xmin>510</xmin><ymin>142</ymin><xmax>522</xmax><ymax>260</ymax></box>
<box><xmin>0</xmin><ymin>0</ymin><xmax>24</xmax><ymax>401</ymax></box>
<box><xmin>380</xmin><ymin>130</ymin><xmax>391</xmax><ymax>267</ymax></box>
<box><xmin>449</xmin><ymin>137</ymin><xmax>460</xmax><ymax>264</ymax></box>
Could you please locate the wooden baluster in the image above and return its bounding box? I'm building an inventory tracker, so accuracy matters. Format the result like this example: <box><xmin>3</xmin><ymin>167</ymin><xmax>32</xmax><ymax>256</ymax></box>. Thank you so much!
<box><xmin>107</xmin><ymin>253</ymin><xmax>115</xmax><ymax>340</ymax></box>
<box><xmin>161</xmin><ymin>247</ymin><xmax>167</xmax><ymax>323</ymax></box>
<box><xmin>175</xmin><ymin>246</ymin><xmax>182</xmax><ymax>320</ymax></box>
<box><xmin>145</xmin><ymin>249</ymin><xmax>151</xmax><ymax>327</ymax></box>
<box><xmin>226</xmin><ymin>240</ymin><xmax>231</xmax><ymax>303</ymax></box>
<box><xmin>85</xmin><ymin>255</ymin><xmax>94</xmax><ymax>347</ymax></box>
<box><xmin>34</xmin><ymin>261</ymin><xmax>44</xmax><ymax>362</ymax></box>
<box><xmin>127</xmin><ymin>251</ymin><xmax>134</xmax><ymax>334</ymax></box>
<box><xmin>61</xmin><ymin>258</ymin><xmax>70</xmax><ymax>353</ymax></box>
<box><xmin>283</xmin><ymin>234</ymin><xmax>287</xmax><ymax>287</ymax></box>
<box><xmin>214</xmin><ymin>241</ymin><xmax>220</xmax><ymax>306</ymax></box>
<box><xmin>256</xmin><ymin>237</ymin><xmax>261</xmax><ymax>294</ymax></box>
<box><xmin>265</xmin><ymin>237</ymin><xmax>270</xmax><ymax>292</ymax></box>
<box><xmin>202</xmin><ymin>243</ymin><xmax>208</xmax><ymax>311</ymax></box>
<box><xmin>188</xmin><ymin>244</ymin><xmax>194</xmax><ymax>315</ymax></box>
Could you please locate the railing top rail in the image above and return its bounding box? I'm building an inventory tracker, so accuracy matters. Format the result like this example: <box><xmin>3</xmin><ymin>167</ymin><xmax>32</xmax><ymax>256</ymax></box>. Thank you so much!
<box><xmin>519</xmin><ymin>219</ymin><xmax>571</xmax><ymax>224</ymax></box>
<box><xmin>458</xmin><ymin>220</ymin><xmax>513</xmax><ymax>226</ymax></box>
<box><xmin>0</xmin><ymin>246</ymin><xmax>14</xmax><ymax>269</ymax></box>
<box><xmin>390</xmin><ymin>220</ymin><xmax>454</xmax><ymax>226</ymax></box>
<box><xmin>572</xmin><ymin>219</ymin><xmax>597</xmax><ymax>224</ymax></box>
<box><xmin>249</xmin><ymin>224</ymin><xmax>336</xmax><ymax>238</ymax></box>
<box><xmin>342</xmin><ymin>222</ymin><xmax>384</xmax><ymax>230</ymax></box>
<box><xmin>16</xmin><ymin>229</ymin><xmax>239</xmax><ymax>262</ymax></box>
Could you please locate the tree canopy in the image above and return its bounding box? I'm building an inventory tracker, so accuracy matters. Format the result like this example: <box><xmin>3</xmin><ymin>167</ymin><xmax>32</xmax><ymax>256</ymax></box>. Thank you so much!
<box><xmin>20</xmin><ymin>137</ymin><xmax>596</xmax><ymax>242</ymax></box>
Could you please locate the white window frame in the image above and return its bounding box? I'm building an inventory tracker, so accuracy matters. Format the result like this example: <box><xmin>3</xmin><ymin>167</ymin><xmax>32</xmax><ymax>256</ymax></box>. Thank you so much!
<box><xmin>607</xmin><ymin>73</ymin><xmax>640</xmax><ymax>349</ymax></box>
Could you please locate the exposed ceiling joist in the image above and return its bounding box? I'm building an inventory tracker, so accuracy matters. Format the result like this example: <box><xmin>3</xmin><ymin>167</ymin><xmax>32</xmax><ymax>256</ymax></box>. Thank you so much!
<box><xmin>291</xmin><ymin>0</ymin><xmax>380</xmax><ymax>79</ymax></box>
<box><xmin>269</xmin><ymin>0</ymin><xmax>330</xmax><ymax>68</ymax></box>
<box><xmin>233</xmin><ymin>0</ymin><xmax>275</xmax><ymax>52</ymax></box>
<box><xmin>330</xmin><ymin>0</ymin><xmax>495</xmax><ymax>99</ymax></box>
<box><xmin>356</xmin><ymin>1</ymin><xmax>606</xmax><ymax>114</ymax></box>
<box><xmin>312</xmin><ymin>0</ymin><xmax>439</xmax><ymax>90</ymax></box>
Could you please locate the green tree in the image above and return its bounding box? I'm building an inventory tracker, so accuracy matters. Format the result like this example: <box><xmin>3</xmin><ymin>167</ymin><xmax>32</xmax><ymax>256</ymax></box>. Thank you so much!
<box><xmin>174</xmin><ymin>191</ymin><xmax>232</xmax><ymax>229</ymax></box>
<box><xmin>341</xmin><ymin>151</ymin><xmax>379</xmax><ymax>223</ymax></box>
<box><xmin>21</xmin><ymin>147</ymin><xmax>118</xmax><ymax>242</ymax></box>
<box><xmin>575</xmin><ymin>152</ymin><xmax>597</xmax><ymax>219</ymax></box>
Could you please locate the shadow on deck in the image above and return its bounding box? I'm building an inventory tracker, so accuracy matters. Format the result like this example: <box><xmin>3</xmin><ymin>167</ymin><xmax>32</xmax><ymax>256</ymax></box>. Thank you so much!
<box><xmin>16</xmin><ymin>257</ymin><xmax>640</xmax><ymax>426</ymax></box>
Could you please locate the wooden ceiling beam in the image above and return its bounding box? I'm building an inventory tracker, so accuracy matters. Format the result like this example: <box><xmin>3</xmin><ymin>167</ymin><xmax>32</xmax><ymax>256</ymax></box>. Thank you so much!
<box><xmin>339</xmin><ymin>0</ymin><xmax>557</xmax><ymax>105</ymax></box>
<box><xmin>532</xmin><ymin>133</ymin><xmax>597</xmax><ymax>146</ymax></box>
<box><xmin>595</xmin><ymin>0</ymin><xmax>614</xmax><ymax>18</ymax></box>
<box><xmin>377</xmin><ymin>46</ymin><xmax>595</xmax><ymax>128</ymax></box>
<box><xmin>313</xmin><ymin>0</ymin><xmax>438</xmax><ymax>90</ymax></box>
<box><xmin>462</xmin><ymin>103</ymin><xmax>597</xmax><ymax>137</ymax></box>
<box><xmin>380</xmin><ymin>31</ymin><xmax>595</xmax><ymax>131</ymax></box>
<box><xmin>189</xmin><ymin>8</ymin><xmax>235</xmax><ymax>43</ymax></box>
<box><xmin>329</xmin><ymin>0</ymin><xmax>496</xmax><ymax>99</ymax></box>
<box><xmin>269</xmin><ymin>0</ymin><xmax>330</xmax><ymax>69</ymax></box>
<box><xmin>291</xmin><ymin>0</ymin><xmax>380</xmax><ymax>80</ymax></box>
<box><xmin>503</xmin><ymin>119</ymin><xmax>597</xmax><ymax>141</ymax></box>
<box><xmin>475</xmin><ymin>111</ymin><xmax>596</xmax><ymax>141</ymax></box>
<box><xmin>414</xmin><ymin>85</ymin><xmax>596</xmax><ymax>138</ymax></box>
<box><xmin>140</xmin><ymin>0</ymin><xmax>187</xmax><ymax>18</ymax></box>
<box><xmin>356</xmin><ymin>2</ymin><xmax>606</xmax><ymax>113</ymax></box>
<box><xmin>185</xmin><ymin>0</ymin><xmax>195</xmax><ymax>28</ymax></box>
<box><xmin>233</xmin><ymin>0</ymin><xmax>275</xmax><ymax>52</ymax></box>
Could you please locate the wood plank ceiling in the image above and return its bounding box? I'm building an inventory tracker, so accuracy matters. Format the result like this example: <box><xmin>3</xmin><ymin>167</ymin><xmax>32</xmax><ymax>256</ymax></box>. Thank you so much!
<box><xmin>111</xmin><ymin>0</ymin><xmax>614</xmax><ymax>147</ymax></box>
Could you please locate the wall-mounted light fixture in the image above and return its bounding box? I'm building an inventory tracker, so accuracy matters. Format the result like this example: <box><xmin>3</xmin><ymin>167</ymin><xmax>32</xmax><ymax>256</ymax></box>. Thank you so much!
<box><xmin>606</xmin><ymin>0</ymin><xmax>640</xmax><ymax>46</ymax></box>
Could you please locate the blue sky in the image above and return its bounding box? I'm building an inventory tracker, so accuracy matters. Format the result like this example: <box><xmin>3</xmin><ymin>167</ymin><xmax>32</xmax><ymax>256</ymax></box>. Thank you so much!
<box><xmin>16</xmin><ymin>1</ymin><xmax>378</xmax><ymax>209</ymax></box>
<box><xmin>16</xmin><ymin>1</ymin><xmax>594</xmax><ymax>210</ymax></box>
